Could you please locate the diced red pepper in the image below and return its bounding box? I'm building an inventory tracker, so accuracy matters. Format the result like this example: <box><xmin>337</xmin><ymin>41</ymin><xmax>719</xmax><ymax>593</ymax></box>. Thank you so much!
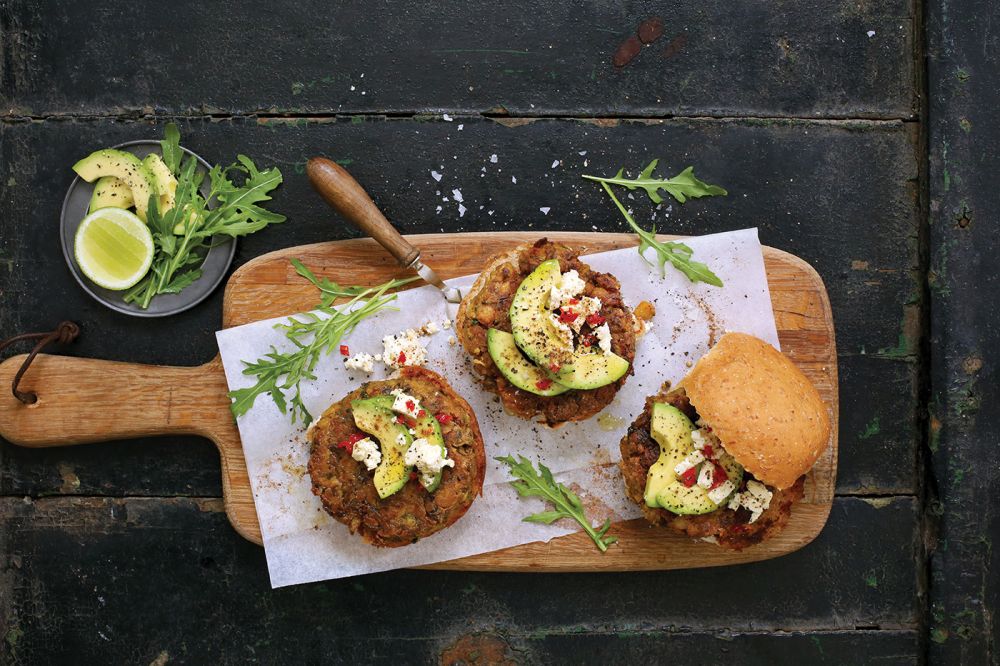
<box><xmin>435</xmin><ymin>412</ymin><xmax>454</xmax><ymax>425</ymax></box>
<box><xmin>702</xmin><ymin>444</ymin><xmax>715</xmax><ymax>458</ymax></box>
<box><xmin>397</xmin><ymin>351</ymin><xmax>407</xmax><ymax>364</ymax></box>
<box><xmin>568</xmin><ymin>298</ymin><xmax>580</xmax><ymax>305</ymax></box>
<box><xmin>548</xmin><ymin>363</ymin><xmax>561</xmax><ymax>373</ymax></box>
<box><xmin>585</xmin><ymin>313</ymin><xmax>606</xmax><ymax>327</ymax></box>
<box><xmin>417</xmin><ymin>410</ymin><xmax>426</xmax><ymax>418</ymax></box>
<box><xmin>406</xmin><ymin>400</ymin><xmax>416</xmax><ymax>412</ymax></box>
<box><xmin>679</xmin><ymin>466</ymin><xmax>698</xmax><ymax>488</ymax></box>
<box><xmin>709</xmin><ymin>461</ymin><xmax>729</xmax><ymax>490</ymax></box>
<box><xmin>339</xmin><ymin>345</ymin><xmax>350</xmax><ymax>356</ymax></box>
<box><xmin>580</xmin><ymin>333</ymin><xmax>596</xmax><ymax>348</ymax></box>
<box><xmin>558</xmin><ymin>310</ymin><xmax>579</xmax><ymax>324</ymax></box>
<box><xmin>535</xmin><ymin>378</ymin><xmax>553</xmax><ymax>390</ymax></box>
<box><xmin>336</xmin><ymin>432</ymin><xmax>366</xmax><ymax>455</ymax></box>
<box><xmin>396</xmin><ymin>415</ymin><xmax>406</xmax><ymax>424</ymax></box>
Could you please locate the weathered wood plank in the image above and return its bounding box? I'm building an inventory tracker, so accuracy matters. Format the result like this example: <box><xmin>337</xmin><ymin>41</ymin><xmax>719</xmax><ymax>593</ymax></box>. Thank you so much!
<box><xmin>0</xmin><ymin>1</ymin><xmax>917</xmax><ymax>119</ymax></box>
<box><xmin>927</xmin><ymin>0</ymin><xmax>1000</xmax><ymax>661</ymax></box>
<box><xmin>0</xmin><ymin>117</ymin><xmax>919</xmax><ymax>497</ymax></box>
<box><xmin>0</xmin><ymin>496</ymin><xmax>918</xmax><ymax>663</ymax></box>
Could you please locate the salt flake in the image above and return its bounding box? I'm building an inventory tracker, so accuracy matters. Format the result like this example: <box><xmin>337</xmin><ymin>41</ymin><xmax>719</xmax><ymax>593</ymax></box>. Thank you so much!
<box><xmin>431</xmin><ymin>171</ymin><xmax>442</xmax><ymax>182</ymax></box>
<box><xmin>539</xmin><ymin>207</ymin><xmax>551</xmax><ymax>215</ymax></box>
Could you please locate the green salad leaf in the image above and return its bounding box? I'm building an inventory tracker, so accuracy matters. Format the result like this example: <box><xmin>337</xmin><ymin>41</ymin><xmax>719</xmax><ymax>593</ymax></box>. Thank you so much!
<box><xmin>228</xmin><ymin>260</ymin><xmax>416</xmax><ymax>426</ymax></box>
<box><xmin>123</xmin><ymin>123</ymin><xmax>286</xmax><ymax>309</ymax></box>
<box><xmin>496</xmin><ymin>455</ymin><xmax>618</xmax><ymax>552</ymax></box>
<box><xmin>582</xmin><ymin>159</ymin><xmax>727</xmax><ymax>204</ymax></box>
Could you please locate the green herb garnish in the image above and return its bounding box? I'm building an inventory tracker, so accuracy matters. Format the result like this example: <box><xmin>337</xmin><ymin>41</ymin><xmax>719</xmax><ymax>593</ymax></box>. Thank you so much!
<box><xmin>582</xmin><ymin>159</ymin><xmax>727</xmax><ymax>204</ymax></box>
<box><xmin>497</xmin><ymin>455</ymin><xmax>618</xmax><ymax>552</ymax></box>
<box><xmin>228</xmin><ymin>261</ymin><xmax>416</xmax><ymax>426</ymax></box>
<box><xmin>582</xmin><ymin>161</ymin><xmax>726</xmax><ymax>287</ymax></box>
<box><xmin>123</xmin><ymin>123</ymin><xmax>286</xmax><ymax>309</ymax></box>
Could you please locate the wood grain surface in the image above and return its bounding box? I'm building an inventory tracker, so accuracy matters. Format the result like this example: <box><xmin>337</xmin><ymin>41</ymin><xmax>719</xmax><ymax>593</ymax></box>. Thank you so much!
<box><xmin>0</xmin><ymin>231</ymin><xmax>837</xmax><ymax>570</ymax></box>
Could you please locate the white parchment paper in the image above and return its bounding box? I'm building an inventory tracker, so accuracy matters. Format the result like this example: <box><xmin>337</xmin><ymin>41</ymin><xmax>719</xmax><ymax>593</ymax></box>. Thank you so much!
<box><xmin>216</xmin><ymin>228</ymin><xmax>778</xmax><ymax>587</ymax></box>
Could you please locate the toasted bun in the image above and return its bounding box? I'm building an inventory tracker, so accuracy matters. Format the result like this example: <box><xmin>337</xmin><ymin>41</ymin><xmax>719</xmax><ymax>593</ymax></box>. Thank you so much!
<box><xmin>677</xmin><ymin>332</ymin><xmax>830</xmax><ymax>489</ymax></box>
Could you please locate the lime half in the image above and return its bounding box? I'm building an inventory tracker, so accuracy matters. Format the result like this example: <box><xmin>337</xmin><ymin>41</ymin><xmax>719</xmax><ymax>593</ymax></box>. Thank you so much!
<box><xmin>74</xmin><ymin>207</ymin><xmax>154</xmax><ymax>291</ymax></box>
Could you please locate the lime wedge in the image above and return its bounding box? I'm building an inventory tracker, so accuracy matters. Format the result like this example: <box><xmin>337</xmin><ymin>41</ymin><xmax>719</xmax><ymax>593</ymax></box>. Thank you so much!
<box><xmin>74</xmin><ymin>207</ymin><xmax>154</xmax><ymax>291</ymax></box>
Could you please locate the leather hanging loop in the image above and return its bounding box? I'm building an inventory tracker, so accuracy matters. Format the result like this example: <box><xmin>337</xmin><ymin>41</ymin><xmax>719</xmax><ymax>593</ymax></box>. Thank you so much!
<box><xmin>0</xmin><ymin>321</ymin><xmax>80</xmax><ymax>404</ymax></box>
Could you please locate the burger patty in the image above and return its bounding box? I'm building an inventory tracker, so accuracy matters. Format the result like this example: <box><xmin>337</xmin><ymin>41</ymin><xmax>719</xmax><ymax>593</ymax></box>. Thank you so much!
<box><xmin>619</xmin><ymin>384</ymin><xmax>805</xmax><ymax>550</ymax></box>
<box><xmin>457</xmin><ymin>238</ymin><xmax>636</xmax><ymax>425</ymax></box>
<box><xmin>307</xmin><ymin>366</ymin><xmax>486</xmax><ymax>548</ymax></box>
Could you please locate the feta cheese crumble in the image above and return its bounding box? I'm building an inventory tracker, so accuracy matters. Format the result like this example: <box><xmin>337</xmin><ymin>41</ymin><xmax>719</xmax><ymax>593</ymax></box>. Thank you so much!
<box><xmin>548</xmin><ymin>270</ymin><xmax>587</xmax><ymax>309</ymax></box>
<box><xmin>421</xmin><ymin>320</ymin><xmax>440</xmax><ymax>335</ymax></box>
<box><xmin>674</xmin><ymin>449</ymin><xmax>706</xmax><ymax>476</ymax></box>
<box><xmin>344</xmin><ymin>352</ymin><xmax>376</xmax><ymax>373</ymax></box>
<box><xmin>727</xmin><ymin>480</ymin><xmax>774</xmax><ymax>523</ymax></box>
<box><xmin>351</xmin><ymin>437</ymin><xmax>381</xmax><ymax>471</ymax></box>
<box><xmin>390</xmin><ymin>389</ymin><xmax>423</xmax><ymax>418</ymax></box>
<box><xmin>404</xmin><ymin>437</ymin><xmax>454</xmax><ymax>486</ymax></box>
<box><xmin>382</xmin><ymin>329</ymin><xmax>428</xmax><ymax>368</ymax></box>
<box><xmin>595</xmin><ymin>323</ymin><xmax>612</xmax><ymax>355</ymax></box>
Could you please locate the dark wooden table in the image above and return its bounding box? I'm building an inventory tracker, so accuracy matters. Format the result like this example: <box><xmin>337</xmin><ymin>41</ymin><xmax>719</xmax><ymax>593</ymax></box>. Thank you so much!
<box><xmin>0</xmin><ymin>2</ymin><xmax>993</xmax><ymax>664</ymax></box>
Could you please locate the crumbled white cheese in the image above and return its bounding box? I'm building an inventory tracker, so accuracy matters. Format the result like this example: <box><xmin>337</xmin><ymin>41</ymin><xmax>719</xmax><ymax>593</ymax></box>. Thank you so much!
<box><xmin>404</xmin><ymin>437</ymin><xmax>454</xmax><ymax>486</ymax></box>
<box><xmin>691</xmin><ymin>429</ymin><xmax>707</xmax><ymax>450</ymax></box>
<box><xmin>548</xmin><ymin>313</ymin><xmax>574</xmax><ymax>349</ymax></box>
<box><xmin>448</xmin><ymin>336</ymin><xmax>457</xmax><ymax>346</ymax></box>
<box><xmin>558</xmin><ymin>296</ymin><xmax>602</xmax><ymax>333</ymax></box>
<box><xmin>422</xmin><ymin>321</ymin><xmax>440</xmax><ymax>335</ymax></box>
<box><xmin>344</xmin><ymin>352</ymin><xmax>376</xmax><ymax>373</ymax></box>
<box><xmin>548</xmin><ymin>270</ymin><xmax>587</xmax><ymax>310</ymax></box>
<box><xmin>697</xmin><ymin>464</ymin><xmax>714</xmax><ymax>489</ymax></box>
<box><xmin>390</xmin><ymin>390</ymin><xmax>423</xmax><ymax>418</ymax></box>
<box><xmin>727</xmin><ymin>480</ymin><xmax>774</xmax><ymax>523</ymax></box>
<box><xmin>674</xmin><ymin>449</ymin><xmax>706</xmax><ymax>476</ymax></box>
<box><xmin>351</xmin><ymin>437</ymin><xmax>381</xmax><ymax>471</ymax></box>
<box><xmin>382</xmin><ymin>329</ymin><xmax>428</xmax><ymax>368</ymax></box>
<box><xmin>595</xmin><ymin>323</ymin><xmax>612</xmax><ymax>355</ymax></box>
<box><xmin>707</xmin><ymin>480</ymin><xmax>736</xmax><ymax>505</ymax></box>
<box><xmin>441</xmin><ymin>318</ymin><xmax>452</xmax><ymax>329</ymax></box>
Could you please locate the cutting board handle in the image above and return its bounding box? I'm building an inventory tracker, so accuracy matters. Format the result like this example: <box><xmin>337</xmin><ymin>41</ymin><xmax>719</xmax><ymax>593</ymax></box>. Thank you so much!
<box><xmin>0</xmin><ymin>353</ymin><xmax>233</xmax><ymax>448</ymax></box>
<box><xmin>306</xmin><ymin>157</ymin><xmax>421</xmax><ymax>268</ymax></box>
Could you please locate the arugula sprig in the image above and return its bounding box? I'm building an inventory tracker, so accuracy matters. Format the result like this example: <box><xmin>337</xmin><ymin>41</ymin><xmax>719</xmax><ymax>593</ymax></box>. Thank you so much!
<box><xmin>598</xmin><ymin>182</ymin><xmax>724</xmax><ymax>287</ymax></box>
<box><xmin>582</xmin><ymin>160</ymin><xmax>726</xmax><ymax>287</ymax></box>
<box><xmin>123</xmin><ymin>124</ymin><xmax>286</xmax><ymax>309</ymax></box>
<box><xmin>497</xmin><ymin>455</ymin><xmax>618</xmax><ymax>553</ymax></box>
<box><xmin>291</xmin><ymin>259</ymin><xmax>417</xmax><ymax>308</ymax></box>
<box><xmin>582</xmin><ymin>159</ymin><xmax>727</xmax><ymax>204</ymax></box>
<box><xmin>228</xmin><ymin>261</ymin><xmax>414</xmax><ymax>426</ymax></box>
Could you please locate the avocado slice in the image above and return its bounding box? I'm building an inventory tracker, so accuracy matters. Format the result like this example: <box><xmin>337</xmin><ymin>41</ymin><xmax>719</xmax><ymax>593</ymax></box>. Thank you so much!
<box><xmin>644</xmin><ymin>403</ymin><xmax>742</xmax><ymax>514</ymax></box>
<box><xmin>351</xmin><ymin>396</ymin><xmax>413</xmax><ymax>499</ymax></box>
<box><xmin>549</xmin><ymin>348</ymin><xmax>630</xmax><ymax>390</ymax></box>
<box><xmin>73</xmin><ymin>148</ymin><xmax>158</xmax><ymax>222</ymax></box>
<box><xmin>509</xmin><ymin>259</ymin><xmax>573</xmax><ymax>369</ymax></box>
<box><xmin>88</xmin><ymin>176</ymin><xmax>134</xmax><ymax>214</ymax></box>
<box><xmin>487</xmin><ymin>328</ymin><xmax>570</xmax><ymax>396</ymax></box>
<box><xmin>142</xmin><ymin>153</ymin><xmax>178</xmax><ymax>214</ymax></box>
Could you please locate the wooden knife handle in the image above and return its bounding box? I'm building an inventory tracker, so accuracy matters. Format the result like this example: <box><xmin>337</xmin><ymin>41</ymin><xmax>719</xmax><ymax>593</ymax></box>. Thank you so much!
<box><xmin>306</xmin><ymin>157</ymin><xmax>420</xmax><ymax>267</ymax></box>
<box><xmin>0</xmin><ymin>354</ymin><xmax>233</xmax><ymax>447</ymax></box>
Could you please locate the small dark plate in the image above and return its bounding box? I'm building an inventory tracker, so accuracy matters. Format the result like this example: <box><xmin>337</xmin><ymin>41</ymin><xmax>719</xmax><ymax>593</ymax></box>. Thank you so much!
<box><xmin>60</xmin><ymin>140</ymin><xmax>236</xmax><ymax>318</ymax></box>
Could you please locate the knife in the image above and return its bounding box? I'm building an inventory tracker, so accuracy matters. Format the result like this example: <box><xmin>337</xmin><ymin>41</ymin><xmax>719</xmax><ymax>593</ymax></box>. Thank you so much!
<box><xmin>306</xmin><ymin>157</ymin><xmax>462</xmax><ymax>304</ymax></box>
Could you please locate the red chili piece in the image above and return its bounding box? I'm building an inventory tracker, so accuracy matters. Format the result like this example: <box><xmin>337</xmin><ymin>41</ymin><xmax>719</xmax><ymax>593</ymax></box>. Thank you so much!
<box><xmin>580</xmin><ymin>333</ymin><xmax>596</xmax><ymax>347</ymax></box>
<box><xmin>548</xmin><ymin>363</ymin><xmax>561</xmax><ymax>373</ymax></box>
<box><xmin>397</xmin><ymin>351</ymin><xmax>407</xmax><ymax>364</ymax></box>
<box><xmin>702</xmin><ymin>444</ymin><xmax>715</xmax><ymax>458</ymax></box>
<box><xmin>337</xmin><ymin>432</ymin><xmax>366</xmax><ymax>455</ymax></box>
<box><xmin>395</xmin><ymin>415</ymin><xmax>406</xmax><ymax>424</ymax></box>
<box><xmin>585</xmin><ymin>313</ymin><xmax>606</xmax><ymax>327</ymax></box>
<box><xmin>679</xmin><ymin>466</ymin><xmax>698</xmax><ymax>488</ymax></box>
<box><xmin>558</xmin><ymin>310</ymin><xmax>579</xmax><ymax>324</ymax></box>
<box><xmin>435</xmin><ymin>412</ymin><xmax>454</xmax><ymax>425</ymax></box>
<box><xmin>339</xmin><ymin>345</ymin><xmax>350</xmax><ymax>356</ymax></box>
<box><xmin>709</xmin><ymin>462</ymin><xmax>729</xmax><ymax>489</ymax></box>
<box><xmin>568</xmin><ymin>298</ymin><xmax>580</xmax><ymax>305</ymax></box>
<box><xmin>405</xmin><ymin>399</ymin><xmax>415</xmax><ymax>412</ymax></box>
<box><xmin>417</xmin><ymin>410</ymin><xmax>426</xmax><ymax>418</ymax></box>
<box><xmin>535</xmin><ymin>378</ymin><xmax>553</xmax><ymax>390</ymax></box>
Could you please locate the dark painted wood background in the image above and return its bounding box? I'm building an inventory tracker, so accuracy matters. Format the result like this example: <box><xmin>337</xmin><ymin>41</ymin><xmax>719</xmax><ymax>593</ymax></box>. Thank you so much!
<box><xmin>0</xmin><ymin>0</ymin><xmax>990</xmax><ymax>663</ymax></box>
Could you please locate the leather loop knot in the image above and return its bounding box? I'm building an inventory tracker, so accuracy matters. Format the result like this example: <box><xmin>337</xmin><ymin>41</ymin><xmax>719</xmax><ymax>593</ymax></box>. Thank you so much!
<box><xmin>0</xmin><ymin>321</ymin><xmax>81</xmax><ymax>404</ymax></box>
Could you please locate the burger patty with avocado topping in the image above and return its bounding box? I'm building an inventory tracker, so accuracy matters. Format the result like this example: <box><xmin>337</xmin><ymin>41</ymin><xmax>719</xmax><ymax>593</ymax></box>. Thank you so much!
<box><xmin>307</xmin><ymin>366</ymin><xmax>486</xmax><ymax>547</ymax></box>
<box><xmin>456</xmin><ymin>238</ymin><xmax>636</xmax><ymax>425</ymax></box>
<box><xmin>620</xmin><ymin>333</ymin><xmax>829</xmax><ymax>550</ymax></box>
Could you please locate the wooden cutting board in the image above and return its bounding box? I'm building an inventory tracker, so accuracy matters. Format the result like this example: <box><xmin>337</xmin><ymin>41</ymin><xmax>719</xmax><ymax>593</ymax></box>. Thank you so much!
<box><xmin>0</xmin><ymin>232</ymin><xmax>838</xmax><ymax>571</ymax></box>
